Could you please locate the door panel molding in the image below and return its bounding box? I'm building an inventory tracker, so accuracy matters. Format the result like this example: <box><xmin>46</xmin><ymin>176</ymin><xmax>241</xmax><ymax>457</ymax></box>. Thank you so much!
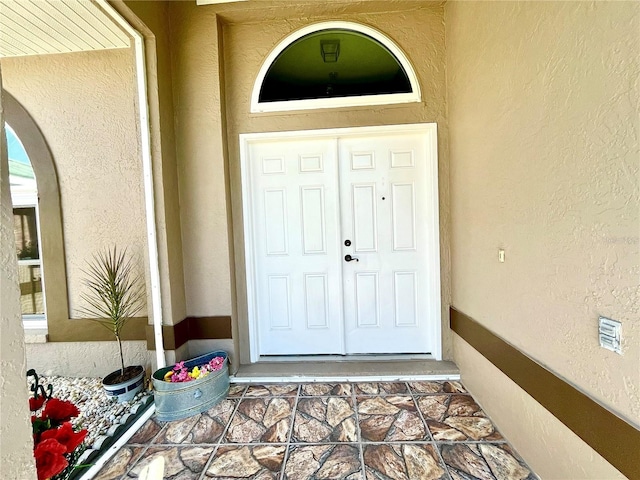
<box><xmin>240</xmin><ymin>124</ymin><xmax>441</xmax><ymax>362</ymax></box>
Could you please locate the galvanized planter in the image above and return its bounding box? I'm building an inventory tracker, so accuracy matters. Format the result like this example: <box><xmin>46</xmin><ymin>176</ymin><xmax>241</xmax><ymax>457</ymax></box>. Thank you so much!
<box><xmin>152</xmin><ymin>351</ymin><xmax>229</xmax><ymax>422</ymax></box>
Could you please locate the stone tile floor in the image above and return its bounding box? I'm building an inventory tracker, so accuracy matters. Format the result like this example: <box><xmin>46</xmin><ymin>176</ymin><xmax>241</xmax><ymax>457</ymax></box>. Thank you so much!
<box><xmin>94</xmin><ymin>381</ymin><xmax>538</xmax><ymax>480</ymax></box>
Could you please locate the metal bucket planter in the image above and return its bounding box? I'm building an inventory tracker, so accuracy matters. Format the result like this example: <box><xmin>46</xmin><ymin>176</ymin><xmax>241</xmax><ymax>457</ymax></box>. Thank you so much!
<box><xmin>152</xmin><ymin>351</ymin><xmax>229</xmax><ymax>422</ymax></box>
<box><xmin>102</xmin><ymin>365</ymin><xmax>145</xmax><ymax>403</ymax></box>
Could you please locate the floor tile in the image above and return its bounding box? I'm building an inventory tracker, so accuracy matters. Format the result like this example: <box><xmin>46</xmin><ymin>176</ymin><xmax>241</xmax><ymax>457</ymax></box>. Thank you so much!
<box><xmin>154</xmin><ymin>415</ymin><xmax>201</xmax><ymax>444</ymax></box>
<box><xmin>357</xmin><ymin>395</ymin><xmax>429</xmax><ymax>442</ymax></box>
<box><xmin>245</xmin><ymin>384</ymin><xmax>299</xmax><ymax>397</ymax></box>
<box><xmin>93</xmin><ymin>446</ymin><xmax>145</xmax><ymax>480</ymax></box>
<box><xmin>292</xmin><ymin>397</ymin><xmax>357</xmax><ymax>443</ymax></box>
<box><xmin>300</xmin><ymin>383</ymin><xmax>352</xmax><ymax>396</ymax></box>
<box><xmin>363</xmin><ymin>443</ymin><xmax>447</xmax><ymax>480</ymax></box>
<box><xmin>354</xmin><ymin>382</ymin><xmax>409</xmax><ymax>395</ymax></box>
<box><xmin>283</xmin><ymin>444</ymin><xmax>362</xmax><ymax>480</ymax></box>
<box><xmin>205</xmin><ymin>445</ymin><xmax>286</xmax><ymax>479</ymax></box>
<box><xmin>225</xmin><ymin>397</ymin><xmax>294</xmax><ymax>443</ymax></box>
<box><xmin>229</xmin><ymin>384</ymin><xmax>247</xmax><ymax>398</ymax></box>
<box><xmin>96</xmin><ymin>381</ymin><xmax>538</xmax><ymax>480</ymax></box>
<box><xmin>127</xmin><ymin>417</ymin><xmax>163</xmax><ymax>444</ymax></box>
<box><xmin>181</xmin><ymin>399</ymin><xmax>237</xmax><ymax>444</ymax></box>
<box><xmin>418</xmin><ymin>395</ymin><xmax>502</xmax><ymax>442</ymax></box>
<box><xmin>408</xmin><ymin>381</ymin><xmax>466</xmax><ymax>394</ymax></box>
<box><xmin>417</xmin><ymin>394</ymin><xmax>485</xmax><ymax>422</ymax></box>
<box><xmin>439</xmin><ymin>443</ymin><xmax>536</xmax><ymax>480</ymax></box>
<box><xmin>126</xmin><ymin>446</ymin><xmax>213</xmax><ymax>479</ymax></box>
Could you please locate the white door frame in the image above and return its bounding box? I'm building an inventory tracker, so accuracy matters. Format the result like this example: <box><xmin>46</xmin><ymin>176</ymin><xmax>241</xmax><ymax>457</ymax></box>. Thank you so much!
<box><xmin>239</xmin><ymin>123</ymin><xmax>441</xmax><ymax>362</ymax></box>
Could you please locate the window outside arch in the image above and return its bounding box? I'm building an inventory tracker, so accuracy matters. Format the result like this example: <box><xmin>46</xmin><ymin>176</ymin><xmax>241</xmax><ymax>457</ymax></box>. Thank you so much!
<box><xmin>6</xmin><ymin>123</ymin><xmax>47</xmax><ymax>329</ymax></box>
<box><xmin>251</xmin><ymin>22</ymin><xmax>421</xmax><ymax>113</ymax></box>
<box><xmin>4</xmin><ymin>90</ymin><xmax>69</xmax><ymax>336</ymax></box>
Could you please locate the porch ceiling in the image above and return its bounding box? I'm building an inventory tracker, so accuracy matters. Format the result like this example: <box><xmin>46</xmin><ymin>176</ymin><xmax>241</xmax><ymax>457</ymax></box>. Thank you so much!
<box><xmin>0</xmin><ymin>0</ymin><xmax>130</xmax><ymax>58</ymax></box>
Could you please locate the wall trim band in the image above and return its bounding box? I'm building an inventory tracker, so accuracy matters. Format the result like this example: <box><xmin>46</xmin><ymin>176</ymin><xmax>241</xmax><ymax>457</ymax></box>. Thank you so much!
<box><xmin>48</xmin><ymin>317</ymin><xmax>147</xmax><ymax>342</ymax></box>
<box><xmin>450</xmin><ymin>307</ymin><xmax>640</xmax><ymax>479</ymax></box>
<box><xmin>146</xmin><ymin>316</ymin><xmax>232</xmax><ymax>350</ymax></box>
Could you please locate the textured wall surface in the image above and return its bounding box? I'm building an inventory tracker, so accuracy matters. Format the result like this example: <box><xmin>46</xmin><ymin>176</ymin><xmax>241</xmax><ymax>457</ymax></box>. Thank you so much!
<box><xmin>222</xmin><ymin>2</ymin><xmax>452</xmax><ymax>362</ymax></box>
<box><xmin>0</xmin><ymin>70</ymin><xmax>37</xmax><ymax>480</ymax></box>
<box><xmin>1</xmin><ymin>50</ymin><xmax>150</xmax><ymax>372</ymax></box>
<box><xmin>124</xmin><ymin>0</ymin><xmax>187</xmax><ymax>326</ymax></box>
<box><xmin>169</xmin><ymin>2</ymin><xmax>234</xmax><ymax>319</ymax></box>
<box><xmin>1</xmin><ymin>49</ymin><xmax>148</xmax><ymax>317</ymax></box>
<box><xmin>26</xmin><ymin>340</ymin><xmax>153</xmax><ymax>378</ymax></box>
<box><xmin>454</xmin><ymin>336</ymin><xmax>625</xmax><ymax>479</ymax></box>
<box><xmin>446</xmin><ymin>1</ymin><xmax>639</xmax><ymax>475</ymax></box>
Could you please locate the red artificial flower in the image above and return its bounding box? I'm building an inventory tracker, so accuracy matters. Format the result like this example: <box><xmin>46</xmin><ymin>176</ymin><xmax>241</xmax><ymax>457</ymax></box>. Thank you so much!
<box><xmin>42</xmin><ymin>398</ymin><xmax>80</xmax><ymax>423</ymax></box>
<box><xmin>34</xmin><ymin>438</ymin><xmax>68</xmax><ymax>480</ymax></box>
<box><xmin>29</xmin><ymin>396</ymin><xmax>47</xmax><ymax>412</ymax></box>
<box><xmin>40</xmin><ymin>422</ymin><xmax>87</xmax><ymax>454</ymax></box>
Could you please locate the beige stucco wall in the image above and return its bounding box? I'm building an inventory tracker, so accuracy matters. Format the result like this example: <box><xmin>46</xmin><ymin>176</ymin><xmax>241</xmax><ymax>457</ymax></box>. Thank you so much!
<box><xmin>1</xmin><ymin>48</ymin><xmax>151</xmax><ymax>374</ymax></box>
<box><xmin>0</xmin><ymin>67</ymin><xmax>37</xmax><ymax>480</ymax></box>
<box><xmin>26</xmin><ymin>340</ymin><xmax>152</xmax><ymax>378</ymax></box>
<box><xmin>2</xmin><ymin>49</ymin><xmax>148</xmax><ymax>316</ymax></box>
<box><xmin>123</xmin><ymin>0</ymin><xmax>187</xmax><ymax>327</ymax></box>
<box><xmin>454</xmin><ymin>336</ymin><xmax>625</xmax><ymax>479</ymax></box>
<box><xmin>168</xmin><ymin>2</ymin><xmax>235</xmax><ymax>321</ymax></box>
<box><xmin>446</xmin><ymin>1</ymin><xmax>639</xmax><ymax>476</ymax></box>
<box><xmin>221</xmin><ymin>2</ymin><xmax>451</xmax><ymax>363</ymax></box>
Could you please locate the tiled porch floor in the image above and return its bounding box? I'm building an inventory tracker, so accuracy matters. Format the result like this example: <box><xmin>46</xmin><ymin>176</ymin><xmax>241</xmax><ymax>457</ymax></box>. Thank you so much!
<box><xmin>95</xmin><ymin>381</ymin><xmax>537</xmax><ymax>479</ymax></box>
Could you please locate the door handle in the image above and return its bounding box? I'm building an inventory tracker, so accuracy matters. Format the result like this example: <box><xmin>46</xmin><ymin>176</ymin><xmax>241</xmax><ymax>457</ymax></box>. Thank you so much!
<box><xmin>344</xmin><ymin>254</ymin><xmax>359</xmax><ymax>262</ymax></box>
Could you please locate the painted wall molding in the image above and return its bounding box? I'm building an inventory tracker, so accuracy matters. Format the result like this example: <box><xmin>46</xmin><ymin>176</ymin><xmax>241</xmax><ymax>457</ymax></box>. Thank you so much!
<box><xmin>450</xmin><ymin>307</ymin><xmax>640</xmax><ymax>479</ymax></box>
<box><xmin>146</xmin><ymin>316</ymin><xmax>232</xmax><ymax>351</ymax></box>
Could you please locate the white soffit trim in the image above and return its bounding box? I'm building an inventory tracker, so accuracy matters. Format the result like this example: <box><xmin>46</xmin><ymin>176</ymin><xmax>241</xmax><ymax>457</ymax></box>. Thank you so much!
<box><xmin>0</xmin><ymin>0</ymin><xmax>130</xmax><ymax>58</ymax></box>
<box><xmin>251</xmin><ymin>21</ymin><xmax>422</xmax><ymax>113</ymax></box>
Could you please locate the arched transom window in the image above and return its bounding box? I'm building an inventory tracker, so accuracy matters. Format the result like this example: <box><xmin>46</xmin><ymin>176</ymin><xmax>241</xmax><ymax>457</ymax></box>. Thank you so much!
<box><xmin>251</xmin><ymin>22</ymin><xmax>421</xmax><ymax>112</ymax></box>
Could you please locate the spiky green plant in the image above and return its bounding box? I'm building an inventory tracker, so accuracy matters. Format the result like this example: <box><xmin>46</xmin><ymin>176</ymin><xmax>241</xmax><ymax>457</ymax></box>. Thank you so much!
<box><xmin>78</xmin><ymin>247</ymin><xmax>145</xmax><ymax>376</ymax></box>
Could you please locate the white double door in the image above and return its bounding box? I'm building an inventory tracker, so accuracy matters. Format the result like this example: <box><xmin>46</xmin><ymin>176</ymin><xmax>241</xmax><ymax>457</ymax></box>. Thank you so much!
<box><xmin>243</xmin><ymin>125</ymin><xmax>440</xmax><ymax>358</ymax></box>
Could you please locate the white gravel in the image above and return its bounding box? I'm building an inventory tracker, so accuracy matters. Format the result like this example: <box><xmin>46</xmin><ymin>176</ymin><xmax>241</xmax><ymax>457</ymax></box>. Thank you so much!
<box><xmin>30</xmin><ymin>375</ymin><xmax>148</xmax><ymax>448</ymax></box>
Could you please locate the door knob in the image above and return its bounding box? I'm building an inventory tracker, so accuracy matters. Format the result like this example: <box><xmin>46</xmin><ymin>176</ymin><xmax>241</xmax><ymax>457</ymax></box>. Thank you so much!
<box><xmin>344</xmin><ymin>254</ymin><xmax>359</xmax><ymax>262</ymax></box>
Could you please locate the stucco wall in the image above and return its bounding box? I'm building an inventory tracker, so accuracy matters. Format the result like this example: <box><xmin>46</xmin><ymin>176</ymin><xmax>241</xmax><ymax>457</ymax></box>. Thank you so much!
<box><xmin>2</xmin><ymin>49</ymin><xmax>148</xmax><ymax>316</ymax></box>
<box><xmin>221</xmin><ymin>2</ymin><xmax>451</xmax><ymax>362</ymax></box>
<box><xmin>123</xmin><ymin>0</ymin><xmax>187</xmax><ymax>326</ymax></box>
<box><xmin>1</xmin><ymin>49</ymin><xmax>150</xmax><ymax>373</ymax></box>
<box><xmin>26</xmin><ymin>340</ymin><xmax>152</xmax><ymax>378</ymax></box>
<box><xmin>168</xmin><ymin>2</ymin><xmax>234</xmax><ymax>320</ymax></box>
<box><xmin>446</xmin><ymin>1</ymin><xmax>639</xmax><ymax>476</ymax></box>
<box><xmin>0</xmin><ymin>68</ymin><xmax>37</xmax><ymax>480</ymax></box>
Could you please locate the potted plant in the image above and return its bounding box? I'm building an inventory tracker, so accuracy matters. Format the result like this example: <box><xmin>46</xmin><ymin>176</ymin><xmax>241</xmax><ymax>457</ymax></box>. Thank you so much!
<box><xmin>78</xmin><ymin>246</ymin><xmax>146</xmax><ymax>403</ymax></box>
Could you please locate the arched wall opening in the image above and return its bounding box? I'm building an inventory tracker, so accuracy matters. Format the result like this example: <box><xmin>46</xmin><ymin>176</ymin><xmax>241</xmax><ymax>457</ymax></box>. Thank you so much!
<box><xmin>3</xmin><ymin>90</ymin><xmax>69</xmax><ymax>334</ymax></box>
<box><xmin>251</xmin><ymin>21</ymin><xmax>422</xmax><ymax>113</ymax></box>
<box><xmin>6</xmin><ymin>123</ymin><xmax>47</xmax><ymax>329</ymax></box>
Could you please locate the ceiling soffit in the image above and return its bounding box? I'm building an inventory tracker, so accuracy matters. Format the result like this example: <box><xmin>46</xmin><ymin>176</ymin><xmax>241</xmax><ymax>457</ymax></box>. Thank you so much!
<box><xmin>0</xmin><ymin>0</ymin><xmax>130</xmax><ymax>58</ymax></box>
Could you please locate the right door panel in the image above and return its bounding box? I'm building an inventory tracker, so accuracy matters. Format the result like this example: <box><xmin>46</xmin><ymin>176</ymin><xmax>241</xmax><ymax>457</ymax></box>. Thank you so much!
<box><xmin>339</xmin><ymin>132</ymin><xmax>434</xmax><ymax>354</ymax></box>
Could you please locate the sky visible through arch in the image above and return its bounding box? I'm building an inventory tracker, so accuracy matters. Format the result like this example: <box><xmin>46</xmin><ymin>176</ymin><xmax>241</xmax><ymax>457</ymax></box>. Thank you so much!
<box><xmin>5</xmin><ymin>124</ymin><xmax>30</xmax><ymax>164</ymax></box>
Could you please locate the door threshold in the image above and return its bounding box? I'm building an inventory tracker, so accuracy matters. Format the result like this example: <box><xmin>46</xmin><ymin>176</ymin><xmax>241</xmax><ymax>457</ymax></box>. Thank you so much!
<box><xmin>256</xmin><ymin>354</ymin><xmax>436</xmax><ymax>362</ymax></box>
<box><xmin>231</xmin><ymin>358</ymin><xmax>459</xmax><ymax>384</ymax></box>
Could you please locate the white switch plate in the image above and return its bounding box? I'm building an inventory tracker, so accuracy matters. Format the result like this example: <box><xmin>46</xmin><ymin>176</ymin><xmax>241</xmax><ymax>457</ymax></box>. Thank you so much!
<box><xmin>498</xmin><ymin>249</ymin><xmax>505</xmax><ymax>263</ymax></box>
<box><xmin>599</xmin><ymin>316</ymin><xmax>622</xmax><ymax>354</ymax></box>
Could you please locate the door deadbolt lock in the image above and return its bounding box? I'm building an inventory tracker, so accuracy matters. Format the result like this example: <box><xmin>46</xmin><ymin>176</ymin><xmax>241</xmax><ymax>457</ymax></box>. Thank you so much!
<box><xmin>344</xmin><ymin>239</ymin><xmax>351</xmax><ymax>247</ymax></box>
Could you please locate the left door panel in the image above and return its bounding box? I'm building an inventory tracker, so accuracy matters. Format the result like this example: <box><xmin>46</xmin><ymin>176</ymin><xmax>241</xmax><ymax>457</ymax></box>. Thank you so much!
<box><xmin>247</xmin><ymin>137</ymin><xmax>344</xmax><ymax>355</ymax></box>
